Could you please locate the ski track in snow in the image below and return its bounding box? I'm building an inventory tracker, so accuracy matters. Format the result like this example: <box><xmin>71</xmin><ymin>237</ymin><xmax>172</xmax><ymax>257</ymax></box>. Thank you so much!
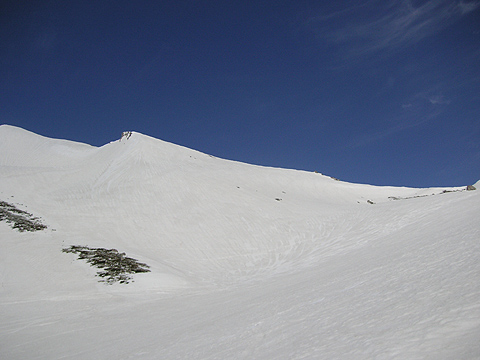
<box><xmin>0</xmin><ymin>125</ymin><xmax>479</xmax><ymax>359</ymax></box>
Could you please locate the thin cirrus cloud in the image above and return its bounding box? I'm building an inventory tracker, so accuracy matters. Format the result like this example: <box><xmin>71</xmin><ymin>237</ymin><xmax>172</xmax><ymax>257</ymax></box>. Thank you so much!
<box><xmin>306</xmin><ymin>0</ymin><xmax>480</xmax><ymax>60</ymax></box>
<box><xmin>428</xmin><ymin>95</ymin><xmax>451</xmax><ymax>105</ymax></box>
<box><xmin>348</xmin><ymin>105</ymin><xmax>443</xmax><ymax>149</ymax></box>
<box><xmin>349</xmin><ymin>89</ymin><xmax>450</xmax><ymax>148</ymax></box>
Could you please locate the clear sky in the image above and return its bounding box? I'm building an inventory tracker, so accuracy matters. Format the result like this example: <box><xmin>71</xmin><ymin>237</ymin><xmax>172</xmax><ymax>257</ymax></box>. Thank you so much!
<box><xmin>1</xmin><ymin>1</ymin><xmax>479</xmax><ymax>187</ymax></box>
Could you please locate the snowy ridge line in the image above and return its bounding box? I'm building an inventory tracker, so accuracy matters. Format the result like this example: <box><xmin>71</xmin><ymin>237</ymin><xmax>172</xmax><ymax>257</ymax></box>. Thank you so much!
<box><xmin>387</xmin><ymin>185</ymin><xmax>476</xmax><ymax>200</ymax></box>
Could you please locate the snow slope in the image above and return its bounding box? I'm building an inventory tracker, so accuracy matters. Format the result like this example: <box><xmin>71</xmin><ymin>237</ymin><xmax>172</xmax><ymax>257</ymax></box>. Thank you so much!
<box><xmin>1</xmin><ymin>124</ymin><xmax>479</xmax><ymax>359</ymax></box>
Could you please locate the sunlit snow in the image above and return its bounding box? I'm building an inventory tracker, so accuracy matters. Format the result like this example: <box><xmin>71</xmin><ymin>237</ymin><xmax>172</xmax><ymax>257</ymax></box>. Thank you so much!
<box><xmin>1</xmin><ymin>124</ymin><xmax>479</xmax><ymax>359</ymax></box>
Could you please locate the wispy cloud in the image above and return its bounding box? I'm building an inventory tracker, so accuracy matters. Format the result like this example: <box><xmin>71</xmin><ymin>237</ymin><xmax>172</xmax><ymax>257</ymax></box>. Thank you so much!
<box><xmin>428</xmin><ymin>95</ymin><xmax>451</xmax><ymax>105</ymax></box>
<box><xmin>347</xmin><ymin>108</ymin><xmax>440</xmax><ymax>149</ymax></box>
<box><xmin>347</xmin><ymin>87</ymin><xmax>451</xmax><ymax>148</ymax></box>
<box><xmin>458</xmin><ymin>0</ymin><xmax>480</xmax><ymax>13</ymax></box>
<box><xmin>306</xmin><ymin>0</ymin><xmax>480</xmax><ymax>59</ymax></box>
<box><xmin>414</xmin><ymin>88</ymin><xmax>452</xmax><ymax>106</ymax></box>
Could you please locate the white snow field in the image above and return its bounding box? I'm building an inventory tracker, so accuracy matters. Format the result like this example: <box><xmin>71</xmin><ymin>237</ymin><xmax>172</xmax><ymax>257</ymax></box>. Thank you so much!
<box><xmin>0</xmin><ymin>124</ymin><xmax>479</xmax><ymax>359</ymax></box>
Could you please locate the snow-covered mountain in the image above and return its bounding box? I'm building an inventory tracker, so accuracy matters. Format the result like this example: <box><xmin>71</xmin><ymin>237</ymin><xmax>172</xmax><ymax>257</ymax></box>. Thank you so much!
<box><xmin>1</xmin><ymin>124</ymin><xmax>479</xmax><ymax>359</ymax></box>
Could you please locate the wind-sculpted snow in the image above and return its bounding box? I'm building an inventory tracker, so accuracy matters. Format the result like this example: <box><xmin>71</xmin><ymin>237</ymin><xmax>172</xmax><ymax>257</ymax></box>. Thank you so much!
<box><xmin>0</xmin><ymin>124</ymin><xmax>479</xmax><ymax>359</ymax></box>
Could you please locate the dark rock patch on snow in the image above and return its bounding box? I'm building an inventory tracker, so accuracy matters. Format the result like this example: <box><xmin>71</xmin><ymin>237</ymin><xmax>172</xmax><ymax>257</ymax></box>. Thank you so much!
<box><xmin>0</xmin><ymin>200</ymin><xmax>47</xmax><ymax>232</ymax></box>
<box><xmin>62</xmin><ymin>245</ymin><xmax>150</xmax><ymax>284</ymax></box>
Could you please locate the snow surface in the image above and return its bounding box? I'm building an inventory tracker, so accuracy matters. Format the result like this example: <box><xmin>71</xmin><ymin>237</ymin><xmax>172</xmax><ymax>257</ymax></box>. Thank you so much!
<box><xmin>1</xmin><ymin>124</ymin><xmax>479</xmax><ymax>359</ymax></box>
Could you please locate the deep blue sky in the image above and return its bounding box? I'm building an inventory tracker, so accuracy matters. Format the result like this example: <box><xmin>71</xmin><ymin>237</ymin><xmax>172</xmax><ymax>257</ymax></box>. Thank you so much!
<box><xmin>1</xmin><ymin>1</ymin><xmax>479</xmax><ymax>187</ymax></box>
